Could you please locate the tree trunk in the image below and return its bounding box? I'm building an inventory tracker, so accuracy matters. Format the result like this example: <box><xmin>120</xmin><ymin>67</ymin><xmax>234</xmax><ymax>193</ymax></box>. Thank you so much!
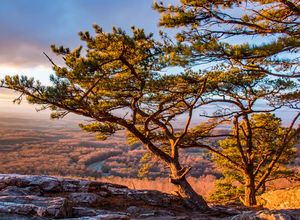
<box><xmin>169</xmin><ymin>162</ymin><xmax>209</xmax><ymax>211</ymax></box>
<box><xmin>244</xmin><ymin>175</ymin><xmax>257</xmax><ymax>206</ymax></box>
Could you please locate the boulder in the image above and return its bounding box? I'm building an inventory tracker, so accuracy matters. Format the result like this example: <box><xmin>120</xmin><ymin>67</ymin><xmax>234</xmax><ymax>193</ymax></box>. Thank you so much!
<box><xmin>0</xmin><ymin>186</ymin><xmax>42</xmax><ymax>196</ymax></box>
<box><xmin>68</xmin><ymin>213</ymin><xmax>130</xmax><ymax>220</ymax></box>
<box><xmin>231</xmin><ymin>210</ymin><xmax>300</xmax><ymax>220</ymax></box>
<box><xmin>68</xmin><ymin>192</ymin><xmax>105</xmax><ymax>207</ymax></box>
<box><xmin>0</xmin><ymin>174</ymin><xmax>186</xmax><ymax>219</ymax></box>
<box><xmin>0</xmin><ymin>195</ymin><xmax>72</xmax><ymax>218</ymax></box>
<box><xmin>0</xmin><ymin>174</ymin><xmax>61</xmax><ymax>192</ymax></box>
<box><xmin>0</xmin><ymin>174</ymin><xmax>127</xmax><ymax>194</ymax></box>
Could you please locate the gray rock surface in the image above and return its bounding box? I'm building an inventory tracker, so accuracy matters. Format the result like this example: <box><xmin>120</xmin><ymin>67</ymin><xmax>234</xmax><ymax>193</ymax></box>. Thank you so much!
<box><xmin>0</xmin><ymin>195</ymin><xmax>72</xmax><ymax>218</ymax></box>
<box><xmin>230</xmin><ymin>209</ymin><xmax>300</xmax><ymax>220</ymax></box>
<box><xmin>0</xmin><ymin>174</ymin><xmax>189</xmax><ymax>219</ymax></box>
<box><xmin>0</xmin><ymin>174</ymin><xmax>299</xmax><ymax>219</ymax></box>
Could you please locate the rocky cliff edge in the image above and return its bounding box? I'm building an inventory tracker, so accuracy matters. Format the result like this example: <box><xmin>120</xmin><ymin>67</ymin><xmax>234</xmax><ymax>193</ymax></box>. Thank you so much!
<box><xmin>0</xmin><ymin>174</ymin><xmax>299</xmax><ymax>220</ymax></box>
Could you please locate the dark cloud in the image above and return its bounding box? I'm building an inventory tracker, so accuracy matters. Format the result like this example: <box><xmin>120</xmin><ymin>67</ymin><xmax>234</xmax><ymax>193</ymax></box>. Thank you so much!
<box><xmin>0</xmin><ymin>0</ymin><xmax>159</xmax><ymax>67</ymax></box>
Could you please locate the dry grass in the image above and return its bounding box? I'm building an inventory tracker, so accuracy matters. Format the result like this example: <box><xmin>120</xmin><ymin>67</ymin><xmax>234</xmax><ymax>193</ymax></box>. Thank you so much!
<box><xmin>98</xmin><ymin>175</ymin><xmax>216</xmax><ymax>199</ymax></box>
<box><xmin>258</xmin><ymin>185</ymin><xmax>300</xmax><ymax>209</ymax></box>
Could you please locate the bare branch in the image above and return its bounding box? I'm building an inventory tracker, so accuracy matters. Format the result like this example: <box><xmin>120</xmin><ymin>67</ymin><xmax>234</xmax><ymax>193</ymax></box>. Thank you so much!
<box><xmin>43</xmin><ymin>52</ymin><xmax>57</xmax><ymax>67</ymax></box>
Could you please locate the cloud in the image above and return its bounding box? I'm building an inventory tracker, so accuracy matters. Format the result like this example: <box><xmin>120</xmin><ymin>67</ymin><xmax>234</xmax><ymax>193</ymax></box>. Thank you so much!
<box><xmin>0</xmin><ymin>0</ymin><xmax>159</xmax><ymax>68</ymax></box>
<box><xmin>0</xmin><ymin>41</ymin><xmax>50</xmax><ymax>67</ymax></box>
<box><xmin>0</xmin><ymin>65</ymin><xmax>53</xmax><ymax>84</ymax></box>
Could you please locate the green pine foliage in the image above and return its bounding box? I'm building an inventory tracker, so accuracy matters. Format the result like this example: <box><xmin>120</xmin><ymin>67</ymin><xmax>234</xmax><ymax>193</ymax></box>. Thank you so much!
<box><xmin>154</xmin><ymin>0</ymin><xmax>300</xmax><ymax>78</ymax></box>
<box><xmin>210</xmin><ymin>113</ymin><xmax>298</xmax><ymax>204</ymax></box>
<box><xmin>210</xmin><ymin>177</ymin><xmax>244</xmax><ymax>204</ymax></box>
<box><xmin>1</xmin><ymin>25</ymin><xmax>210</xmax><ymax>209</ymax></box>
<box><xmin>1</xmin><ymin>0</ymin><xmax>299</xmax><ymax>208</ymax></box>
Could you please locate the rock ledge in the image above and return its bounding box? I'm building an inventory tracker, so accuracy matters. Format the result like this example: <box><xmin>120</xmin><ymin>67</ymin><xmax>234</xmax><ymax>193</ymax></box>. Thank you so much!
<box><xmin>0</xmin><ymin>174</ymin><xmax>299</xmax><ymax>219</ymax></box>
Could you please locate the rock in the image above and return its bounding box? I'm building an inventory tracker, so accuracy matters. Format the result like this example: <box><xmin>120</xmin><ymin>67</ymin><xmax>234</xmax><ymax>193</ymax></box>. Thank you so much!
<box><xmin>0</xmin><ymin>174</ymin><xmax>127</xmax><ymax>194</ymax></box>
<box><xmin>230</xmin><ymin>211</ymin><xmax>257</xmax><ymax>220</ymax></box>
<box><xmin>68</xmin><ymin>192</ymin><xmax>105</xmax><ymax>207</ymax></box>
<box><xmin>155</xmin><ymin>209</ymin><xmax>176</xmax><ymax>216</ymax></box>
<box><xmin>0</xmin><ymin>174</ymin><xmax>61</xmax><ymax>193</ymax></box>
<box><xmin>0</xmin><ymin>174</ymin><xmax>185</xmax><ymax>210</ymax></box>
<box><xmin>0</xmin><ymin>195</ymin><xmax>72</xmax><ymax>218</ymax></box>
<box><xmin>0</xmin><ymin>186</ymin><xmax>42</xmax><ymax>196</ymax></box>
<box><xmin>126</xmin><ymin>205</ymin><xmax>141</xmax><ymax>214</ymax></box>
<box><xmin>211</xmin><ymin>205</ymin><xmax>242</xmax><ymax>215</ymax></box>
<box><xmin>65</xmin><ymin>210</ymin><xmax>129</xmax><ymax>220</ymax></box>
<box><xmin>126</xmin><ymin>206</ymin><xmax>176</xmax><ymax>218</ymax></box>
<box><xmin>125</xmin><ymin>189</ymin><xmax>185</xmax><ymax>209</ymax></box>
<box><xmin>0</xmin><ymin>214</ymin><xmax>45</xmax><ymax>220</ymax></box>
<box><xmin>257</xmin><ymin>210</ymin><xmax>292</xmax><ymax>220</ymax></box>
<box><xmin>72</xmin><ymin>207</ymin><xmax>98</xmax><ymax>217</ymax></box>
<box><xmin>0</xmin><ymin>174</ymin><xmax>190</xmax><ymax>219</ymax></box>
<box><xmin>3</xmin><ymin>174</ymin><xmax>298</xmax><ymax>220</ymax></box>
<box><xmin>231</xmin><ymin>209</ymin><xmax>300</xmax><ymax>220</ymax></box>
<box><xmin>68</xmin><ymin>213</ymin><xmax>130</xmax><ymax>220</ymax></box>
<box><xmin>139</xmin><ymin>212</ymin><xmax>156</xmax><ymax>218</ymax></box>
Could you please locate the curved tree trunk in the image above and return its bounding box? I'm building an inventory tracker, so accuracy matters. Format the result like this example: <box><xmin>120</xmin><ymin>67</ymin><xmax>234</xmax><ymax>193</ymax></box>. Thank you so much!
<box><xmin>243</xmin><ymin>175</ymin><xmax>257</xmax><ymax>206</ymax></box>
<box><xmin>169</xmin><ymin>162</ymin><xmax>209</xmax><ymax>211</ymax></box>
<box><xmin>134</xmin><ymin>131</ymin><xmax>209</xmax><ymax>210</ymax></box>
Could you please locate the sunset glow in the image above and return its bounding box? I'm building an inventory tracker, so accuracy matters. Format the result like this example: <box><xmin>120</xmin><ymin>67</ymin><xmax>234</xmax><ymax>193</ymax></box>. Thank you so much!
<box><xmin>0</xmin><ymin>1</ymin><xmax>299</xmax><ymax>217</ymax></box>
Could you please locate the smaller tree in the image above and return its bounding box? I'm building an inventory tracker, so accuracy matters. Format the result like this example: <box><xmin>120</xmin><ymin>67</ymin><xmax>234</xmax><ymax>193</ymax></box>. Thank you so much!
<box><xmin>177</xmin><ymin>67</ymin><xmax>299</xmax><ymax>206</ymax></box>
<box><xmin>211</xmin><ymin>113</ymin><xmax>298</xmax><ymax>205</ymax></box>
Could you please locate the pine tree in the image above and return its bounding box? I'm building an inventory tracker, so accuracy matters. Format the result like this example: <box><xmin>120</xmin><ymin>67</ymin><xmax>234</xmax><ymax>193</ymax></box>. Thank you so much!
<box><xmin>211</xmin><ymin>113</ymin><xmax>298</xmax><ymax>205</ymax></box>
<box><xmin>177</xmin><ymin>68</ymin><xmax>299</xmax><ymax>206</ymax></box>
<box><xmin>153</xmin><ymin>0</ymin><xmax>300</xmax><ymax>78</ymax></box>
<box><xmin>2</xmin><ymin>1</ymin><xmax>299</xmax><ymax>208</ymax></box>
<box><xmin>1</xmin><ymin>26</ymin><xmax>209</xmax><ymax>210</ymax></box>
<box><xmin>153</xmin><ymin>0</ymin><xmax>300</xmax><ymax>206</ymax></box>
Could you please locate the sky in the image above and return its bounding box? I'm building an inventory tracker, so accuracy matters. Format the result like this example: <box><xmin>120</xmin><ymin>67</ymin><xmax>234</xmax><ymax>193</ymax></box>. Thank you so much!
<box><xmin>0</xmin><ymin>0</ymin><xmax>161</xmax><ymax>84</ymax></box>
<box><xmin>0</xmin><ymin>0</ymin><xmax>298</xmax><ymax>124</ymax></box>
<box><xmin>0</xmin><ymin>0</ymin><xmax>165</xmax><ymax>119</ymax></box>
